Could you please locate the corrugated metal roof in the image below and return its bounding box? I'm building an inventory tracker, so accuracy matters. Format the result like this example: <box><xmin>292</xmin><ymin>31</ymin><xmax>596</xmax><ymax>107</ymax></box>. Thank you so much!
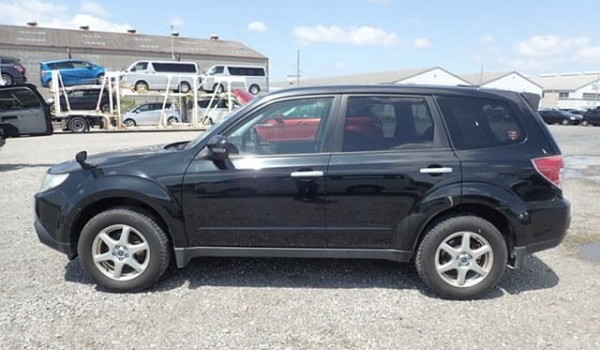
<box><xmin>272</xmin><ymin>67</ymin><xmax>442</xmax><ymax>87</ymax></box>
<box><xmin>0</xmin><ymin>24</ymin><xmax>266</xmax><ymax>59</ymax></box>
<box><xmin>459</xmin><ymin>71</ymin><xmax>543</xmax><ymax>89</ymax></box>
<box><xmin>530</xmin><ymin>73</ymin><xmax>600</xmax><ymax>91</ymax></box>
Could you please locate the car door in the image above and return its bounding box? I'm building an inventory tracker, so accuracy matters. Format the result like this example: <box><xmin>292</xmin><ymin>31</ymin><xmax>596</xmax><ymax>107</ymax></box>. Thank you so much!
<box><xmin>325</xmin><ymin>94</ymin><xmax>461</xmax><ymax>249</ymax></box>
<box><xmin>182</xmin><ymin>95</ymin><xmax>338</xmax><ymax>247</ymax></box>
<box><xmin>0</xmin><ymin>85</ymin><xmax>51</xmax><ymax>135</ymax></box>
<box><xmin>137</xmin><ymin>103</ymin><xmax>161</xmax><ymax>125</ymax></box>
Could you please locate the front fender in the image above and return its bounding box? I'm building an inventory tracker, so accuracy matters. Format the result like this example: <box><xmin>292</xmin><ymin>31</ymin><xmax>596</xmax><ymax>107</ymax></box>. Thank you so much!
<box><xmin>66</xmin><ymin>175</ymin><xmax>186</xmax><ymax>247</ymax></box>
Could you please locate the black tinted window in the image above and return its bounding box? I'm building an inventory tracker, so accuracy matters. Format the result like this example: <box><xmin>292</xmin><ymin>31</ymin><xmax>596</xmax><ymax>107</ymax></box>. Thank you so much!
<box><xmin>0</xmin><ymin>87</ymin><xmax>41</xmax><ymax>110</ymax></box>
<box><xmin>342</xmin><ymin>96</ymin><xmax>434</xmax><ymax>152</ymax></box>
<box><xmin>153</xmin><ymin>63</ymin><xmax>197</xmax><ymax>73</ymax></box>
<box><xmin>437</xmin><ymin>96</ymin><xmax>525</xmax><ymax>150</ymax></box>
<box><xmin>228</xmin><ymin>67</ymin><xmax>265</xmax><ymax>76</ymax></box>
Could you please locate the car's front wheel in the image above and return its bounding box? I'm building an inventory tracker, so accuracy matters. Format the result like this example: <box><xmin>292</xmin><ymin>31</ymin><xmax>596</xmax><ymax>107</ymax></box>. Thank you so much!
<box><xmin>415</xmin><ymin>216</ymin><xmax>507</xmax><ymax>300</ymax></box>
<box><xmin>582</xmin><ymin>120</ymin><xmax>589</xmax><ymax>126</ymax></box>
<box><xmin>78</xmin><ymin>207</ymin><xmax>171</xmax><ymax>292</ymax></box>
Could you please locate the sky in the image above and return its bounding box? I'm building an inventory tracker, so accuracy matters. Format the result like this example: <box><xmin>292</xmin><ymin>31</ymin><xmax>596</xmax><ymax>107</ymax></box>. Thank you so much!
<box><xmin>2</xmin><ymin>0</ymin><xmax>600</xmax><ymax>82</ymax></box>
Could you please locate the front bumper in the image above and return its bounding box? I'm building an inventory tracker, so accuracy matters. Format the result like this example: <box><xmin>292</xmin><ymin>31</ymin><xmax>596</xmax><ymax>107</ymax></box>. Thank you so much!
<box><xmin>34</xmin><ymin>216</ymin><xmax>77</xmax><ymax>259</ymax></box>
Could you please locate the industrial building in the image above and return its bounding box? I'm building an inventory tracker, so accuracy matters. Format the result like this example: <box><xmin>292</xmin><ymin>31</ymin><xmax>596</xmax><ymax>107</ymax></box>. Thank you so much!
<box><xmin>274</xmin><ymin>67</ymin><xmax>599</xmax><ymax>110</ymax></box>
<box><xmin>0</xmin><ymin>23</ymin><xmax>268</xmax><ymax>94</ymax></box>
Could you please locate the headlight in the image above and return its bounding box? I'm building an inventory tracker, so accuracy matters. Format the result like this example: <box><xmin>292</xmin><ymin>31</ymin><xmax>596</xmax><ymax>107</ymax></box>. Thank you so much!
<box><xmin>40</xmin><ymin>173</ymin><xmax>69</xmax><ymax>192</ymax></box>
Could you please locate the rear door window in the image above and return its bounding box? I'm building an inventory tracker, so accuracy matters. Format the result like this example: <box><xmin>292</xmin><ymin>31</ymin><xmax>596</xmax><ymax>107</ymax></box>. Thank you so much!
<box><xmin>341</xmin><ymin>96</ymin><xmax>434</xmax><ymax>152</ymax></box>
<box><xmin>436</xmin><ymin>96</ymin><xmax>526</xmax><ymax>150</ymax></box>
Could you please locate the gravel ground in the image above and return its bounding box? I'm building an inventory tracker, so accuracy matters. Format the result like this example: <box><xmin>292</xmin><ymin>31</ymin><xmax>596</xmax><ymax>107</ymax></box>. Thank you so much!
<box><xmin>0</xmin><ymin>126</ymin><xmax>599</xmax><ymax>349</ymax></box>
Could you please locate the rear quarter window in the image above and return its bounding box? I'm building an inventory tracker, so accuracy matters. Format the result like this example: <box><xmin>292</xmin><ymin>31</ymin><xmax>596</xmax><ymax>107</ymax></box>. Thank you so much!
<box><xmin>436</xmin><ymin>95</ymin><xmax>526</xmax><ymax>150</ymax></box>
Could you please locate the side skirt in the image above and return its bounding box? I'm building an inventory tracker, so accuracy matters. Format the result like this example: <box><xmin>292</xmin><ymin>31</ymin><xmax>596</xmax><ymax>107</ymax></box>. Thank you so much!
<box><xmin>173</xmin><ymin>246</ymin><xmax>413</xmax><ymax>268</ymax></box>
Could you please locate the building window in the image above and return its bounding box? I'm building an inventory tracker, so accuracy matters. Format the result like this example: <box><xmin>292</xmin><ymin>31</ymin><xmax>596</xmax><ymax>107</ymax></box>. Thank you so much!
<box><xmin>558</xmin><ymin>92</ymin><xmax>569</xmax><ymax>99</ymax></box>
<box><xmin>583</xmin><ymin>93</ymin><xmax>600</xmax><ymax>101</ymax></box>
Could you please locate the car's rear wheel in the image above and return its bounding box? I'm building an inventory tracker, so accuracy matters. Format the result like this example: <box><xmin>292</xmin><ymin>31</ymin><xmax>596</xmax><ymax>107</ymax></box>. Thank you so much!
<box><xmin>582</xmin><ymin>120</ymin><xmax>589</xmax><ymax>126</ymax></box>
<box><xmin>123</xmin><ymin>119</ymin><xmax>136</xmax><ymax>127</ymax></box>
<box><xmin>78</xmin><ymin>207</ymin><xmax>171</xmax><ymax>292</ymax></box>
<box><xmin>167</xmin><ymin>116</ymin><xmax>178</xmax><ymax>125</ymax></box>
<box><xmin>134</xmin><ymin>81</ymin><xmax>149</xmax><ymax>92</ymax></box>
<box><xmin>68</xmin><ymin>116</ymin><xmax>89</xmax><ymax>133</ymax></box>
<box><xmin>96</xmin><ymin>74</ymin><xmax>105</xmax><ymax>85</ymax></box>
<box><xmin>561</xmin><ymin>119</ymin><xmax>570</xmax><ymax>125</ymax></box>
<box><xmin>179</xmin><ymin>82</ymin><xmax>191</xmax><ymax>93</ymax></box>
<box><xmin>213</xmin><ymin>83</ymin><xmax>224</xmax><ymax>93</ymax></box>
<box><xmin>249</xmin><ymin>84</ymin><xmax>260</xmax><ymax>95</ymax></box>
<box><xmin>1</xmin><ymin>73</ymin><xmax>13</xmax><ymax>86</ymax></box>
<box><xmin>415</xmin><ymin>216</ymin><xmax>507</xmax><ymax>300</ymax></box>
<box><xmin>100</xmin><ymin>103</ymin><xmax>110</xmax><ymax>113</ymax></box>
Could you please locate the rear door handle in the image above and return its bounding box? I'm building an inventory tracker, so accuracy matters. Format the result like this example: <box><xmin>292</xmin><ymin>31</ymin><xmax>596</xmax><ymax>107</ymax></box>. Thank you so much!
<box><xmin>420</xmin><ymin>167</ymin><xmax>453</xmax><ymax>174</ymax></box>
<box><xmin>291</xmin><ymin>170</ymin><xmax>324</xmax><ymax>178</ymax></box>
<box><xmin>1</xmin><ymin>116</ymin><xmax>18</xmax><ymax>121</ymax></box>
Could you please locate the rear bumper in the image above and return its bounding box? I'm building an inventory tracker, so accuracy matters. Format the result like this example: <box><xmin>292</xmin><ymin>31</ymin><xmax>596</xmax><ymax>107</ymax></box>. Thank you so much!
<box><xmin>511</xmin><ymin>197</ymin><xmax>570</xmax><ymax>268</ymax></box>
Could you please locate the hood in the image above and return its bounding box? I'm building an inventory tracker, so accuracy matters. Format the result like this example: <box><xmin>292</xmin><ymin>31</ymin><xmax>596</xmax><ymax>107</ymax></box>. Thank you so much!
<box><xmin>50</xmin><ymin>143</ymin><xmax>175</xmax><ymax>174</ymax></box>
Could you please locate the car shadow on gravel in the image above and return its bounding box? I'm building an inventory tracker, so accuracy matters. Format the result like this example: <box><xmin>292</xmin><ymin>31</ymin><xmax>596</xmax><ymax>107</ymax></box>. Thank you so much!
<box><xmin>0</xmin><ymin>163</ymin><xmax>54</xmax><ymax>172</ymax></box>
<box><xmin>63</xmin><ymin>254</ymin><xmax>559</xmax><ymax>299</ymax></box>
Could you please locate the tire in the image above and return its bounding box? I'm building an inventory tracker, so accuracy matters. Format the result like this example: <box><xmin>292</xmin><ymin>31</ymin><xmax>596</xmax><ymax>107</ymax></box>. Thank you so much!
<box><xmin>123</xmin><ymin>119</ymin><xmax>136</xmax><ymax>127</ymax></box>
<box><xmin>415</xmin><ymin>216</ymin><xmax>507</xmax><ymax>300</ymax></box>
<box><xmin>249</xmin><ymin>84</ymin><xmax>260</xmax><ymax>95</ymax></box>
<box><xmin>1</xmin><ymin>73</ymin><xmax>13</xmax><ymax>86</ymax></box>
<box><xmin>213</xmin><ymin>83</ymin><xmax>224</xmax><ymax>93</ymax></box>
<box><xmin>179</xmin><ymin>82</ymin><xmax>191</xmax><ymax>93</ymax></box>
<box><xmin>96</xmin><ymin>74</ymin><xmax>105</xmax><ymax>85</ymax></box>
<box><xmin>77</xmin><ymin>207</ymin><xmax>171</xmax><ymax>292</ymax></box>
<box><xmin>561</xmin><ymin>119</ymin><xmax>570</xmax><ymax>125</ymax></box>
<box><xmin>134</xmin><ymin>81</ymin><xmax>149</xmax><ymax>92</ymax></box>
<box><xmin>582</xmin><ymin>120</ymin><xmax>589</xmax><ymax>126</ymax></box>
<box><xmin>100</xmin><ymin>103</ymin><xmax>110</xmax><ymax>113</ymax></box>
<box><xmin>68</xmin><ymin>117</ymin><xmax>89</xmax><ymax>133</ymax></box>
<box><xmin>166</xmin><ymin>116</ymin><xmax>178</xmax><ymax>125</ymax></box>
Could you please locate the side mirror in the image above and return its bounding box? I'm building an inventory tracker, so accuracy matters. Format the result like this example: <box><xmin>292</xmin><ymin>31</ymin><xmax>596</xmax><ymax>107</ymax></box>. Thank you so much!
<box><xmin>207</xmin><ymin>135</ymin><xmax>231</xmax><ymax>160</ymax></box>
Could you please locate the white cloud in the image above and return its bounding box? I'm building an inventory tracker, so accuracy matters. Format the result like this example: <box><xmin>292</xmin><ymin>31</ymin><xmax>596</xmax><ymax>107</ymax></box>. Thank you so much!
<box><xmin>170</xmin><ymin>17</ymin><xmax>186</xmax><ymax>29</ymax></box>
<box><xmin>413</xmin><ymin>38</ymin><xmax>431</xmax><ymax>49</ymax></box>
<box><xmin>472</xmin><ymin>55</ymin><xmax>482</xmax><ymax>61</ymax></box>
<box><xmin>2</xmin><ymin>0</ymin><xmax>131</xmax><ymax>33</ymax></box>
<box><xmin>481</xmin><ymin>34</ymin><xmax>495</xmax><ymax>43</ymax></box>
<box><xmin>81</xmin><ymin>1</ymin><xmax>109</xmax><ymax>18</ymax></box>
<box><xmin>248</xmin><ymin>21</ymin><xmax>268</xmax><ymax>32</ymax></box>
<box><xmin>294</xmin><ymin>25</ymin><xmax>400</xmax><ymax>46</ymax></box>
<box><xmin>576</xmin><ymin>46</ymin><xmax>600</xmax><ymax>61</ymax></box>
<box><xmin>514</xmin><ymin>35</ymin><xmax>590</xmax><ymax>56</ymax></box>
<box><xmin>335</xmin><ymin>61</ymin><xmax>347</xmax><ymax>68</ymax></box>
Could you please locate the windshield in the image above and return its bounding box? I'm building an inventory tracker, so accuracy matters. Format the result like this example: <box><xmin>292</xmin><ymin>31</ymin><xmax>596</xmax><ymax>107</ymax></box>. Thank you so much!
<box><xmin>183</xmin><ymin>95</ymin><xmax>264</xmax><ymax>150</ymax></box>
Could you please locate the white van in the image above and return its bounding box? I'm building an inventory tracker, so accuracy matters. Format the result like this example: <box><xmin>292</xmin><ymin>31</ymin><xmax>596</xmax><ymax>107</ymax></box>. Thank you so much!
<box><xmin>122</xmin><ymin>61</ymin><xmax>200</xmax><ymax>93</ymax></box>
<box><xmin>200</xmin><ymin>65</ymin><xmax>267</xmax><ymax>95</ymax></box>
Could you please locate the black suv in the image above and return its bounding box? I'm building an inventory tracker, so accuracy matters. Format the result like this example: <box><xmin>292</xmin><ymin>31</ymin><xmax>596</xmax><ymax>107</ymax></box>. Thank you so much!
<box><xmin>48</xmin><ymin>87</ymin><xmax>113</xmax><ymax>113</ymax></box>
<box><xmin>538</xmin><ymin>109</ymin><xmax>582</xmax><ymax>125</ymax></box>
<box><xmin>34</xmin><ymin>85</ymin><xmax>570</xmax><ymax>299</ymax></box>
<box><xmin>582</xmin><ymin>107</ymin><xmax>600</xmax><ymax>126</ymax></box>
<box><xmin>0</xmin><ymin>56</ymin><xmax>27</xmax><ymax>86</ymax></box>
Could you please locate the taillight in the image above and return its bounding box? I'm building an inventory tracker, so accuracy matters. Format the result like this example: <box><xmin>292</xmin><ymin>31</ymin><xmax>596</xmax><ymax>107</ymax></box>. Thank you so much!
<box><xmin>40</xmin><ymin>70</ymin><xmax>47</xmax><ymax>77</ymax></box>
<box><xmin>15</xmin><ymin>65</ymin><xmax>25</xmax><ymax>74</ymax></box>
<box><xmin>532</xmin><ymin>155</ymin><xmax>564</xmax><ymax>187</ymax></box>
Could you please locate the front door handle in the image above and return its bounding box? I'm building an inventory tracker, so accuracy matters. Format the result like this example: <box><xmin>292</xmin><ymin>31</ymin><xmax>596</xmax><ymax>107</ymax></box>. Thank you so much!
<box><xmin>420</xmin><ymin>167</ymin><xmax>453</xmax><ymax>174</ymax></box>
<box><xmin>291</xmin><ymin>170</ymin><xmax>324</xmax><ymax>178</ymax></box>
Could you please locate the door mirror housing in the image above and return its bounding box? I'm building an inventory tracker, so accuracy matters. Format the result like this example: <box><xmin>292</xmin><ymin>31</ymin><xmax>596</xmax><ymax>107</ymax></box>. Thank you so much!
<box><xmin>207</xmin><ymin>135</ymin><xmax>231</xmax><ymax>160</ymax></box>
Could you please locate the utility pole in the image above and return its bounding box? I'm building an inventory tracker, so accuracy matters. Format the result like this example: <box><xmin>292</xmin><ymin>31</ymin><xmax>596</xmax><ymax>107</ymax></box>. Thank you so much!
<box><xmin>170</xmin><ymin>25</ymin><xmax>175</xmax><ymax>60</ymax></box>
<box><xmin>296</xmin><ymin>49</ymin><xmax>300</xmax><ymax>86</ymax></box>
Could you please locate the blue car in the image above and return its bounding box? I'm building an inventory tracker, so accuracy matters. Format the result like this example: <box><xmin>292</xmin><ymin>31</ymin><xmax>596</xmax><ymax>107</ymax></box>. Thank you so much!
<box><xmin>40</xmin><ymin>59</ymin><xmax>105</xmax><ymax>88</ymax></box>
